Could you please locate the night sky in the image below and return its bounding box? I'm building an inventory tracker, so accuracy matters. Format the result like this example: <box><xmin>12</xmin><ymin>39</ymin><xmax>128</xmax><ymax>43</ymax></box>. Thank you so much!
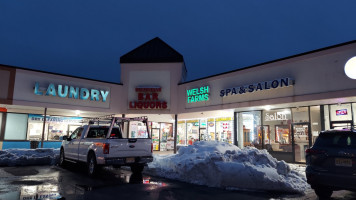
<box><xmin>1</xmin><ymin>1</ymin><xmax>356</xmax><ymax>83</ymax></box>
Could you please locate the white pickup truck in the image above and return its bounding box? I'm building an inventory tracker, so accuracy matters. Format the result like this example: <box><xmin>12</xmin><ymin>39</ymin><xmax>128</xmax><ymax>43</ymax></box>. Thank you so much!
<box><xmin>59</xmin><ymin>116</ymin><xmax>153</xmax><ymax>176</ymax></box>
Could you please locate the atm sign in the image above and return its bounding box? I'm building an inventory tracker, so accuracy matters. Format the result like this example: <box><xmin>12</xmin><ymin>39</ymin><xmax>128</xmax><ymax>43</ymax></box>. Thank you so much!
<box><xmin>336</xmin><ymin>109</ymin><xmax>348</xmax><ymax>116</ymax></box>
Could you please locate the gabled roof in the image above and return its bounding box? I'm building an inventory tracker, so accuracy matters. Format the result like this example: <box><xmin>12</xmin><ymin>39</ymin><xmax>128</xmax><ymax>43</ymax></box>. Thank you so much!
<box><xmin>120</xmin><ymin>37</ymin><xmax>184</xmax><ymax>63</ymax></box>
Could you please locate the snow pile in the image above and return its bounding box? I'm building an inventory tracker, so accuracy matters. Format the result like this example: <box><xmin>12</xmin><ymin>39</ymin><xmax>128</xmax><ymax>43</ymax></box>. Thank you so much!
<box><xmin>0</xmin><ymin>148</ymin><xmax>60</xmax><ymax>166</ymax></box>
<box><xmin>146</xmin><ymin>141</ymin><xmax>309</xmax><ymax>193</ymax></box>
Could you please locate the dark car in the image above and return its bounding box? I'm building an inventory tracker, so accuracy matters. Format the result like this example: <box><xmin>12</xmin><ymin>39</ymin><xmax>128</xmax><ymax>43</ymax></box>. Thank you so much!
<box><xmin>305</xmin><ymin>129</ymin><xmax>356</xmax><ymax>199</ymax></box>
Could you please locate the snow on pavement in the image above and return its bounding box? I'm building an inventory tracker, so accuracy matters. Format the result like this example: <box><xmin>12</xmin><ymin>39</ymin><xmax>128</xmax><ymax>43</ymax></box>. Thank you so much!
<box><xmin>0</xmin><ymin>141</ymin><xmax>309</xmax><ymax>193</ymax></box>
<box><xmin>0</xmin><ymin>148</ymin><xmax>59</xmax><ymax>166</ymax></box>
<box><xmin>145</xmin><ymin>141</ymin><xmax>309</xmax><ymax>194</ymax></box>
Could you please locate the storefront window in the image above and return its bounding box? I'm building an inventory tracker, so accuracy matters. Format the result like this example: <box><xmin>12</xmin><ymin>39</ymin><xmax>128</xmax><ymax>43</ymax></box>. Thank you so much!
<box><xmin>151</xmin><ymin>122</ymin><xmax>160</xmax><ymax>151</ymax></box>
<box><xmin>186</xmin><ymin>120</ymin><xmax>199</xmax><ymax>145</ymax></box>
<box><xmin>291</xmin><ymin>107</ymin><xmax>309</xmax><ymax>123</ymax></box>
<box><xmin>199</xmin><ymin>119</ymin><xmax>208</xmax><ymax>141</ymax></box>
<box><xmin>0</xmin><ymin>112</ymin><xmax>3</xmax><ymax>138</ymax></box>
<box><xmin>330</xmin><ymin>103</ymin><xmax>352</xmax><ymax>129</ymax></box>
<box><xmin>4</xmin><ymin>113</ymin><xmax>28</xmax><ymax>140</ymax></box>
<box><xmin>353</xmin><ymin>103</ymin><xmax>356</xmax><ymax>128</ymax></box>
<box><xmin>238</xmin><ymin>112</ymin><xmax>261</xmax><ymax>148</ymax></box>
<box><xmin>27</xmin><ymin>115</ymin><xmax>83</xmax><ymax>141</ymax></box>
<box><xmin>215</xmin><ymin>117</ymin><xmax>233</xmax><ymax>144</ymax></box>
<box><xmin>323</xmin><ymin>105</ymin><xmax>331</xmax><ymax>130</ymax></box>
<box><xmin>310</xmin><ymin>106</ymin><xmax>321</xmax><ymax>144</ymax></box>
<box><xmin>177</xmin><ymin>121</ymin><xmax>186</xmax><ymax>145</ymax></box>
<box><xmin>263</xmin><ymin>109</ymin><xmax>292</xmax><ymax>152</ymax></box>
<box><xmin>207</xmin><ymin>119</ymin><xmax>215</xmax><ymax>141</ymax></box>
<box><xmin>161</xmin><ymin>123</ymin><xmax>173</xmax><ymax>151</ymax></box>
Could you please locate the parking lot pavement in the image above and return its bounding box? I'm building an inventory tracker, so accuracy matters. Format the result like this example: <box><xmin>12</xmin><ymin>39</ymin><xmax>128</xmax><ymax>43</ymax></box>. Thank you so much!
<box><xmin>0</xmin><ymin>165</ymin><xmax>355</xmax><ymax>200</ymax></box>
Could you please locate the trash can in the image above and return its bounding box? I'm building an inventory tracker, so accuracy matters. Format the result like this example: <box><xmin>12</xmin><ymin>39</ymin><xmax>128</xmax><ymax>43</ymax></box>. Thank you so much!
<box><xmin>30</xmin><ymin>141</ymin><xmax>39</xmax><ymax>149</ymax></box>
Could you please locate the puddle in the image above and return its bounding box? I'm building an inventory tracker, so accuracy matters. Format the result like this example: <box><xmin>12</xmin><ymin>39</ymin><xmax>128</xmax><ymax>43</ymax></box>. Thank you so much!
<box><xmin>4</xmin><ymin>168</ymin><xmax>39</xmax><ymax>176</ymax></box>
<box><xmin>0</xmin><ymin>184</ymin><xmax>64</xmax><ymax>200</ymax></box>
<box><xmin>20</xmin><ymin>185</ymin><xmax>62</xmax><ymax>200</ymax></box>
<box><xmin>11</xmin><ymin>180</ymin><xmax>44</xmax><ymax>186</ymax></box>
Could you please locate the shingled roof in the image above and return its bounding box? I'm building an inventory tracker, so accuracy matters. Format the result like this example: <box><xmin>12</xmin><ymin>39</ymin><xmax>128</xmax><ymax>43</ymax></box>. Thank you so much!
<box><xmin>120</xmin><ymin>37</ymin><xmax>184</xmax><ymax>63</ymax></box>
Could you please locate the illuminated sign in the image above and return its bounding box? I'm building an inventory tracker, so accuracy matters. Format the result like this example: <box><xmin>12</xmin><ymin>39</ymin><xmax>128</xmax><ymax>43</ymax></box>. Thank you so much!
<box><xmin>129</xmin><ymin>87</ymin><xmax>167</xmax><ymax>109</ymax></box>
<box><xmin>220</xmin><ymin>77</ymin><xmax>294</xmax><ymax>97</ymax></box>
<box><xmin>34</xmin><ymin>82</ymin><xmax>109</xmax><ymax>102</ymax></box>
<box><xmin>187</xmin><ymin>86</ymin><xmax>209</xmax><ymax>103</ymax></box>
<box><xmin>265</xmin><ymin>112</ymin><xmax>289</xmax><ymax>121</ymax></box>
<box><xmin>336</xmin><ymin>109</ymin><xmax>348</xmax><ymax>116</ymax></box>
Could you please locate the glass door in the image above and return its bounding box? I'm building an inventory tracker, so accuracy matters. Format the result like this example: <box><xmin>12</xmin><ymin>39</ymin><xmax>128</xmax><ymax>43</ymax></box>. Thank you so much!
<box><xmin>200</xmin><ymin>128</ymin><xmax>207</xmax><ymax>141</ymax></box>
<box><xmin>151</xmin><ymin>128</ymin><xmax>160</xmax><ymax>151</ymax></box>
<box><xmin>292</xmin><ymin>123</ymin><xmax>310</xmax><ymax>163</ymax></box>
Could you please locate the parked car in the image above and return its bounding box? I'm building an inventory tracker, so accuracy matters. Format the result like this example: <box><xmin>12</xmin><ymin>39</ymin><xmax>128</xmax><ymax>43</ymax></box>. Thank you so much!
<box><xmin>305</xmin><ymin>129</ymin><xmax>356</xmax><ymax>199</ymax></box>
<box><xmin>59</xmin><ymin>116</ymin><xmax>153</xmax><ymax>176</ymax></box>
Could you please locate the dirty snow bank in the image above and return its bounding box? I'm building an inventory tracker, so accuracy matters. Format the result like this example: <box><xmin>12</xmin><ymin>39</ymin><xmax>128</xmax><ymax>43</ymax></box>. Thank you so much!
<box><xmin>0</xmin><ymin>148</ymin><xmax>60</xmax><ymax>166</ymax></box>
<box><xmin>146</xmin><ymin>141</ymin><xmax>309</xmax><ymax>193</ymax></box>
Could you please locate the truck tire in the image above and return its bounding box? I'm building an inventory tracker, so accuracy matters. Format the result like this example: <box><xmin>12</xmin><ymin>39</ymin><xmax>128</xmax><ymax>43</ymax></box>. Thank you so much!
<box><xmin>314</xmin><ymin>186</ymin><xmax>333</xmax><ymax>199</ymax></box>
<box><xmin>130</xmin><ymin>165</ymin><xmax>144</xmax><ymax>174</ymax></box>
<box><xmin>59</xmin><ymin>148</ymin><xmax>67</xmax><ymax>167</ymax></box>
<box><xmin>87</xmin><ymin>152</ymin><xmax>99</xmax><ymax>177</ymax></box>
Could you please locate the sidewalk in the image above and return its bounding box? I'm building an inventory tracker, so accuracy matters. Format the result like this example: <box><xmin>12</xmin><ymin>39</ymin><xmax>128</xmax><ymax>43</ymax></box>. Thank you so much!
<box><xmin>153</xmin><ymin>150</ymin><xmax>175</xmax><ymax>155</ymax></box>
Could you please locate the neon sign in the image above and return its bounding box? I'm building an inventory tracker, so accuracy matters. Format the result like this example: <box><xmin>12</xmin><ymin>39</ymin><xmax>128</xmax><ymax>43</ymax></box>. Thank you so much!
<box><xmin>187</xmin><ymin>86</ymin><xmax>209</xmax><ymax>103</ymax></box>
<box><xmin>129</xmin><ymin>87</ymin><xmax>167</xmax><ymax>109</ymax></box>
<box><xmin>336</xmin><ymin>109</ymin><xmax>348</xmax><ymax>116</ymax></box>
<box><xmin>34</xmin><ymin>82</ymin><xmax>109</xmax><ymax>102</ymax></box>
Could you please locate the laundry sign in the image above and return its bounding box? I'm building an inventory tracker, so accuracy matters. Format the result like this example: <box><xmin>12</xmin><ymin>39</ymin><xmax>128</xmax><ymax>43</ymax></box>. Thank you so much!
<box><xmin>34</xmin><ymin>82</ymin><xmax>110</xmax><ymax>102</ymax></box>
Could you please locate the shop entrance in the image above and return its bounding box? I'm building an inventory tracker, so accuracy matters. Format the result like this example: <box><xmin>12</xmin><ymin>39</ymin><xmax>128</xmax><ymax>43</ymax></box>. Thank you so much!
<box><xmin>330</xmin><ymin>120</ymin><xmax>353</xmax><ymax>129</ymax></box>
<box><xmin>152</xmin><ymin>128</ymin><xmax>160</xmax><ymax>151</ymax></box>
<box><xmin>200</xmin><ymin>128</ymin><xmax>207</xmax><ymax>141</ymax></box>
<box><xmin>292</xmin><ymin>123</ymin><xmax>310</xmax><ymax>163</ymax></box>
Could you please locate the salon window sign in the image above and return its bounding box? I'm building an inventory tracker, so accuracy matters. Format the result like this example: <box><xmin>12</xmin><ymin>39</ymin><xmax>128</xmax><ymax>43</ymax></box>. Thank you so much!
<box><xmin>220</xmin><ymin>77</ymin><xmax>294</xmax><ymax>97</ymax></box>
<box><xmin>34</xmin><ymin>82</ymin><xmax>109</xmax><ymax>102</ymax></box>
<box><xmin>265</xmin><ymin>112</ymin><xmax>290</xmax><ymax>121</ymax></box>
<box><xmin>187</xmin><ymin>86</ymin><xmax>209</xmax><ymax>103</ymax></box>
<box><xmin>129</xmin><ymin>87</ymin><xmax>167</xmax><ymax>109</ymax></box>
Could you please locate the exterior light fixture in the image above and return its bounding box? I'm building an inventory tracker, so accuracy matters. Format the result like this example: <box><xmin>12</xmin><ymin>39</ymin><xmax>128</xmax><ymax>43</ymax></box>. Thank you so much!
<box><xmin>75</xmin><ymin>110</ymin><xmax>81</xmax><ymax>116</ymax></box>
<box><xmin>264</xmin><ymin>105</ymin><xmax>271</xmax><ymax>111</ymax></box>
<box><xmin>344</xmin><ymin>56</ymin><xmax>356</xmax><ymax>79</ymax></box>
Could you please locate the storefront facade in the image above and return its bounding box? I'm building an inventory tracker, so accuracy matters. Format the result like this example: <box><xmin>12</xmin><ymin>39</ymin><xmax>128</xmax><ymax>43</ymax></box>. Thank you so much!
<box><xmin>1</xmin><ymin>37</ymin><xmax>356</xmax><ymax>163</ymax></box>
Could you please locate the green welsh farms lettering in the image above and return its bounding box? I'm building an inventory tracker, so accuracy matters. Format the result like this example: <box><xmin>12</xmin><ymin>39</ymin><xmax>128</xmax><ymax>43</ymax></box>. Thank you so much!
<box><xmin>34</xmin><ymin>82</ymin><xmax>109</xmax><ymax>102</ymax></box>
<box><xmin>187</xmin><ymin>86</ymin><xmax>209</xmax><ymax>103</ymax></box>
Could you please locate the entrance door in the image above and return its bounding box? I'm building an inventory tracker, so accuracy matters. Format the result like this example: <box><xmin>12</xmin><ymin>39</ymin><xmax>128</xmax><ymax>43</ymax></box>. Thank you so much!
<box><xmin>292</xmin><ymin>123</ymin><xmax>310</xmax><ymax>163</ymax></box>
<box><xmin>200</xmin><ymin>128</ymin><xmax>207</xmax><ymax>141</ymax></box>
<box><xmin>151</xmin><ymin>128</ymin><xmax>160</xmax><ymax>151</ymax></box>
<box><xmin>331</xmin><ymin>121</ymin><xmax>353</xmax><ymax>129</ymax></box>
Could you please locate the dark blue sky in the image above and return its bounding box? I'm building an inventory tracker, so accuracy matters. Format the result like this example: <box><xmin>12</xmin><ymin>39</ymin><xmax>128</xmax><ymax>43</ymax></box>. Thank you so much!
<box><xmin>1</xmin><ymin>1</ymin><xmax>356</xmax><ymax>83</ymax></box>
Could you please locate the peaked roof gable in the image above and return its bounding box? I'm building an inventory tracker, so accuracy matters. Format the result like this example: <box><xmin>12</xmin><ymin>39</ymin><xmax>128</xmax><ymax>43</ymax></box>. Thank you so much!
<box><xmin>120</xmin><ymin>37</ymin><xmax>184</xmax><ymax>63</ymax></box>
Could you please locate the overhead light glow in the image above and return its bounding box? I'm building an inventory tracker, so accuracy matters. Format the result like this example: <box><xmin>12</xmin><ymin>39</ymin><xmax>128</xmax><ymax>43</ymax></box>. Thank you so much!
<box><xmin>344</xmin><ymin>56</ymin><xmax>356</xmax><ymax>79</ymax></box>
<box><xmin>75</xmin><ymin>110</ymin><xmax>81</xmax><ymax>115</ymax></box>
<box><xmin>264</xmin><ymin>105</ymin><xmax>271</xmax><ymax>111</ymax></box>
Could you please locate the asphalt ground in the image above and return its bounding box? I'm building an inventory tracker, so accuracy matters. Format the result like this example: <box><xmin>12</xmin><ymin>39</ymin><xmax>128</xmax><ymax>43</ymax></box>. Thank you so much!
<box><xmin>0</xmin><ymin>164</ymin><xmax>355</xmax><ymax>200</ymax></box>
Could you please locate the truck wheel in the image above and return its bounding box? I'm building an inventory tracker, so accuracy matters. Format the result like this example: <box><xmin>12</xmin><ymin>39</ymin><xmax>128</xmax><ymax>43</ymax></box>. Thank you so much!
<box><xmin>314</xmin><ymin>186</ymin><xmax>333</xmax><ymax>199</ymax></box>
<box><xmin>130</xmin><ymin>165</ymin><xmax>144</xmax><ymax>174</ymax></box>
<box><xmin>59</xmin><ymin>149</ymin><xmax>67</xmax><ymax>167</ymax></box>
<box><xmin>87</xmin><ymin>153</ymin><xmax>99</xmax><ymax>177</ymax></box>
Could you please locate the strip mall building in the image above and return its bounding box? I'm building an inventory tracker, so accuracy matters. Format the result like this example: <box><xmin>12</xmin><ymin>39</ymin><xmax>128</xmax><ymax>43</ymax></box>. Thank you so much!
<box><xmin>1</xmin><ymin>37</ymin><xmax>356</xmax><ymax>163</ymax></box>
